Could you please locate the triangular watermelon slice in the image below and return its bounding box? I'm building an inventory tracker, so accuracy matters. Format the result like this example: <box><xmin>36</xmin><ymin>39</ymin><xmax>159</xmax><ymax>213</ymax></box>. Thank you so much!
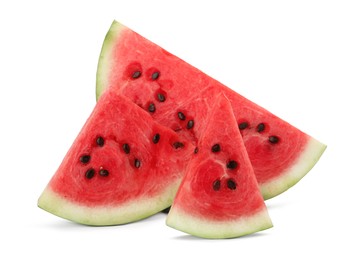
<box><xmin>166</xmin><ymin>93</ymin><xmax>272</xmax><ymax>238</ymax></box>
<box><xmin>38</xmin><ymin>89</ymin><xmax>194</xmax><ymax>225</ymax></box>
<box><xmin>96</xmin><ymin>21</ymin><xmax>326</xmax><ymax>199</ymax></box>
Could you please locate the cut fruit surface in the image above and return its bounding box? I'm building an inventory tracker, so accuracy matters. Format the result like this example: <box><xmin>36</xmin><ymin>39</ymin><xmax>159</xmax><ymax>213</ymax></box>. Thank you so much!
<box><xmin>38</xmin><ymin>89</ymin><xmax>194</xmax><ymax>225</ymax></box>
<box><xmin>96</xmin><ymin>20</ymin><xmax>326</xmax><ymax>199</ymax></box>
<box><xmin>166</xmin><ymin>94</ymin><xmax>272</xmax><ymax>238</ymax></box>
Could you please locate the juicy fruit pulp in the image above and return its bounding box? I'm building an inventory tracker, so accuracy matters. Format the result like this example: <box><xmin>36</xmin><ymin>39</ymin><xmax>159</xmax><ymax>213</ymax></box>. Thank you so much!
<box><xmin>167</xmin><ymin>94</ymin><xmax>272</xmax><ymax>238</ymax></box>
<box><xmin>38</xmin><ymin>89</ymin><xmax>194</xmax><ymax>225</ymax></box>
<box><xmin>96</xmin><ymin>21</ymin><xmax>326</xmax><ymax>200</ymax></box>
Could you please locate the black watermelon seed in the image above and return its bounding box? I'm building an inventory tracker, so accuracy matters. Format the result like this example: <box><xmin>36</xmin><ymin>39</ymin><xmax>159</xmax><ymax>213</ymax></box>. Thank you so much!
<box><xmin>269</xmin><ymin>136</ymin><xmax>280</xmax><ymax>144</ymax></box>
<box><xmin>134</xmin><ymin>158</ymin><xmax>141</xmax><ymax>168</ymax></box>
<box><xmin>194</xmin><ymin>147</ymin><xmax>199</xmax><ymax>154</ymax></box>
<box><xmin>85</xmin><ymin>168</ymin><xmax>95</xmax><ymax>179</ymax></box>
<box><xmin>80</xmin><ymin>155</ymin><xmax>90</xmax><ymax>164</ymax></box>
<box><xmin>213</xmin><ymin>180</ymin><xmax>221</xmax><ymax>191</ymax></box>
<box><xmin>151</xmin><ymin>71</ymin><xmax>160</xmax><ymax>80</ymax></box>
<box><xmin>122</xmin><ymin>143</ymin><xmax>130</xmax><ymax>154</ymax></box>
<box><xmin>132</xmin><ymin>70</ymin><xmax>141</xmax><ymax>79</ymax></box>
<box><xmin>186</xmin><ymin>120</ymin><xmax>194</xmax><ymax>129</ymax></box>
<box><xmin>178</xmin><ymin>112</ymin><xmax>186</xmax><ymax>121</ymax></box>
<box><xmin>96</xmin><ymin>136</ymin><xmax>104</xmax><ymax>147</ymax></box>
<box><xmin>257</xmin><ymin>123</ymin><xmax>265</xmax><ymax>133</ymax></box>
<box><xmin>239</xmin><ymin>122</ymin><xmax>249</xmax><ymax>130</ymax></box>
<box><xmin>227</xmin><ymin>179</ymin><xmax>237</xmax><ymax>190</ymax></box>
<box><xmin>148</xmin><ymin>103</ymin><xmax>156</xmax><ymax>113</ymax></box>
<box><xmin>153</xmin><ymin>133</ymin><xmax>160</xmax><ymax>144</ymax></box>
<box><xmin>157</xmin><ymin>93</ymin><xmax>166</xmax><ymax>102</ymax></box>
<box><xmin>211</xmin><ymin>144</ymin><xmax>221</xmax><ymax>153</ymax></box>
<box><xmin>99</xmin><ymin>169</ymin><xmax>109</xmax><ymax>177</ymax></box>
<box><xmin>173</xmin><ymin>142</ymin><xmax>184</xmax><ymax>149</ymax></box>
<box><xmin>227</xmin><ymin>160</ymin><xmax>238</xmax><ymax>170</ymax></box>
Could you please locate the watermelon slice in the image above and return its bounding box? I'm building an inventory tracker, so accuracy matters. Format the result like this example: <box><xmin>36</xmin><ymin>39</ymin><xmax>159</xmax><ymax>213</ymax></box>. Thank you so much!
<box><xmin>166</xmin><ymin>93</ymin><xmax>273</xmax><ymax>238</ymax></box>
<box><xmin>38</xmin><ymin>89</ymin><xmax>194</xmax><ymax>225</ymax></box>
<box><xmin>96</xmin><ymin>21</ymin><xmax>326</xmax><ymax>199</ymax></box>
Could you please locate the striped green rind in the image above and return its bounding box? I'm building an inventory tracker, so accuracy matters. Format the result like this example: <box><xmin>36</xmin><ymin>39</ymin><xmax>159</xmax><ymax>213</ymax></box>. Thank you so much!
<box><xmin>166</xmin><ymin>207</ymin><xmax>273</xmax><ymax>239</ymax></box>
<box><xmin>261</xmin><ymin>137</ymin><xmax>327</xmax><ymax>200</ymax></box>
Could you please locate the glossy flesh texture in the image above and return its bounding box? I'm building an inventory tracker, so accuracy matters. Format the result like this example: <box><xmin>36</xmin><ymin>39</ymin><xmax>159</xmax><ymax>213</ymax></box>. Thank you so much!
<box><xmin>96</xmin><ymin>21</ymin><xmax>326</xmax><ymax>199</ymax></box>
<box><xmin>38</xmin><ymin>89</ymin><xmax>194</xmax><ymax>225</ymax></box>
<box><xmin>166</xmin><ymin>94</ymin><xmax>272</xmax><ymax>238</ymax></box>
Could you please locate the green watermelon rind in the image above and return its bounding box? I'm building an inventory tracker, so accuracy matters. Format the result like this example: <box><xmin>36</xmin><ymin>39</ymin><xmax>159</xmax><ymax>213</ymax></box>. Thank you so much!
<box><xmin>261</xmin><ymin>137</ymin><xmax>327</xmax><ymax>200</ymax></box>
<box><xmin>96</xmin><ymin>21</ymin><xmax>122</xmax><ymax>101</ymax></box>
<box><xmin>38</xmin><ymin>182</ymin><xmax>180</xmax><ymax>226</ymax></box>
<box><xmin>166</xmin><ymin>207</ymin><xmax>273</xmax><ymax>239</ymax></box>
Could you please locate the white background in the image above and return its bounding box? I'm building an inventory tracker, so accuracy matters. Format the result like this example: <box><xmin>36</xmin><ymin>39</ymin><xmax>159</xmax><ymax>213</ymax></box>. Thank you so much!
<box><xmin>0</xmin><ymin>0</ymin><xmax>349</xmax><ymax>259</ymax></box>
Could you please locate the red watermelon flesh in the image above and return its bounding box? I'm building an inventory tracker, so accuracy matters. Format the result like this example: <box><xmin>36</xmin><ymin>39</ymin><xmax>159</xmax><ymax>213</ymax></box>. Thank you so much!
<box><xmin>166</xmin><ymin>93</ymin><xmax>272</xmax><ymax>238</ymax></box>
<box><xmin>96</xmin><ymin>21</ymin><xmax>326</xmax><ymax>199</ymax></box>
<box><xmin>38</xmin><ymin>89</ymin><xmax>194</xmax><ymax>225</ymax></box>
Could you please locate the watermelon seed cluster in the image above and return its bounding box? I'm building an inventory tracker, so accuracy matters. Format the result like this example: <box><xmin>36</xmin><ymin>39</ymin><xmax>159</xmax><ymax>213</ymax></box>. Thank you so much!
<box><xmin>85</xmin><ymin>167</ymin><xmax>110</xmax><ymax>179</ymax></box>
<box><xmin>130</xmin><ymin>67</ymin><xmax>197</xmax><ymax>134</ymax></box>
<box><xmin>78</xmin><ymin>132</ymin><xmax>186</xmax><ymax>179</ymax></box>
<box><xmin>209</xmin><ymin>143</ymin><xmax>239</xmax><ymax>191</ymax></box>
<box><xmin>128</xmin><ymin>65</ymin><xmax>276</xmax><ymax>196</ymax></box>
<box><xmin>79</xmin><ymin>136</ymin><xmax>111</xmax><ymax>179</ymax></box>
<box><xmin>212</xmin><ymin>178</ymin><xmax>237</xmax><ymax>191</ymax></box>
<box><xmin>176</xmin><ymin>110</ymin><xmax>195</xmax><ymax>131</ymax></box>
<box><xmin>130</xmin><ymin>68</ymin><xmax>169</xmax><ymax>115</ymax></box>
<box><xmin>239</xmin><ymin>121</ymin><xmax>280</xmax><ymax>144</ymax></box>
<box><xmin>129</xmin><ymin>65</ymin><xmax>281</xmax><ymax>159</ymax></box>
<box><xmin>121</xmin><ymin>143</ymin><xmax>142</xmax><ymax>168</ymax></box>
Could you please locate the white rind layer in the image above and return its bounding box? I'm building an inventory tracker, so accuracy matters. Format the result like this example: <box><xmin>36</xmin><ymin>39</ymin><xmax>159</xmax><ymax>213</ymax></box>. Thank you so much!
<box><xmin>261</xmin><ymin>137</ymin><xmax>327</xmax><ymax>200</ymax></box>
<box><xmin>38</xmin><ymin>184</ymin><xmax>179</xmax><ymax>226</ymax></box>
<box><xmin>166</xmin><ymin>207</ymin><xmax>273</xmax><ymax>239</ymax></box>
